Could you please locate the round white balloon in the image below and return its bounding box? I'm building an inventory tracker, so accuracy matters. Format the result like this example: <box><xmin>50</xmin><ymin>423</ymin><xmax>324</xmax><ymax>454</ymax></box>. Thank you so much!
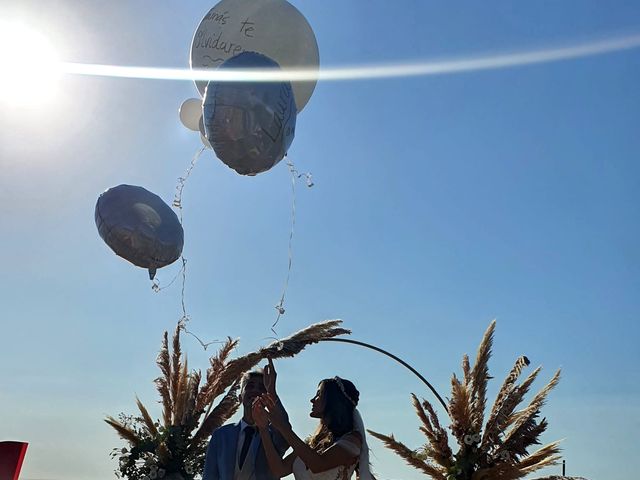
<box><xmin>190</xmin><ymin>0</ymin><xmax>319</xmax><ymax>112</ymax></box>
<box><xmin>179</xmin><ymin>98</ymin><xmax>203</xmax><ymax>131</ymax></box>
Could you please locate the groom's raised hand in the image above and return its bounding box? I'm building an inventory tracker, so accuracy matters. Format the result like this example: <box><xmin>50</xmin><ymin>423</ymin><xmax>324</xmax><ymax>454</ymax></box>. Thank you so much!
<box><xmin>263</xmin><ymin>357</ymin><xmax>277</xmax><ymax>396</ymax></box>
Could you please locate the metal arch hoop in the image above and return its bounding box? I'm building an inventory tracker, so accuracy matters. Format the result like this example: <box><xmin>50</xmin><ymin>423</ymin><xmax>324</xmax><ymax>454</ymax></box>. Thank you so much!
<box><xmin>320</xmin><ymin>338</ymin><xmax>449</xmax><ymax>414</ymax></box>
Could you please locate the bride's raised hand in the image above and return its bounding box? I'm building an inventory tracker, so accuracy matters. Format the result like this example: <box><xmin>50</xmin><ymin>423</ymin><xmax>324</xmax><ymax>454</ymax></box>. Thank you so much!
<box><xmin>251</xmin><ymin>397</ymin><xmax>269</xmax><ymax>429</ymax></box>
<box><xmin>263</xmin><ymin>357</ymin><xmax>277</xmax><ymax>396</ymax></box>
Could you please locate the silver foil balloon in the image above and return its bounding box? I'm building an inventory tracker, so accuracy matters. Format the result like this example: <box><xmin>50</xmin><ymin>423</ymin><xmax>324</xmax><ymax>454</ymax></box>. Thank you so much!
<box><xmin>95</xmin><ymin>185</ymin><xmax>184</xmax><ymax>279</ymax></box>
<box><xmin>203</xmin><ymin>52</ymin><xmax>297</xmax><ymax>176</ymax></box>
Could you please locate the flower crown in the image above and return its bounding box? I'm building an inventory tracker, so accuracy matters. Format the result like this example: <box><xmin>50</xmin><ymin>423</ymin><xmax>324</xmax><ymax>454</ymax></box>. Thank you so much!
<box><xmin>332</xmin><ymin>376</ymin><xmax>357</xmax><ymax>406</ymax></box>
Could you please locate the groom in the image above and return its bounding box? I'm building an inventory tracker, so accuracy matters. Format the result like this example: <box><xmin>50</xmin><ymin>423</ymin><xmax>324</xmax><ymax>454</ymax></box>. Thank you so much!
<box><xmin>203</xmin><ymin>368</ymin><xmax>288</xmax><ymax>480</ymax></box>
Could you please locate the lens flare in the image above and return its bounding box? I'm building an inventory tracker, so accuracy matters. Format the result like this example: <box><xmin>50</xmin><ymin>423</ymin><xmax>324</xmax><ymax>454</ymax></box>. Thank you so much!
<box><xmin>58</xmin><ymin>33</ymin><xmax>640</xmax><ymax>83</ymax></box>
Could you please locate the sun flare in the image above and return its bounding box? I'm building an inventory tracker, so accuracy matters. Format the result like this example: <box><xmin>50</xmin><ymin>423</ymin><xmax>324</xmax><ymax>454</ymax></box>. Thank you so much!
<box><xmin>0</xmin><ymin>21</ymin><xmax>61</xmax><ymax>106</ymax></box>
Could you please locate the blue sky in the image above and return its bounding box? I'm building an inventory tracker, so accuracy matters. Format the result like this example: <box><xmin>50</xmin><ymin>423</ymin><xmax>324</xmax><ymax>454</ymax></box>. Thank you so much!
<box><xmin>1</xmin><ymin>1</ymin><xmax>639</xmax><ymax>479</ymax></box>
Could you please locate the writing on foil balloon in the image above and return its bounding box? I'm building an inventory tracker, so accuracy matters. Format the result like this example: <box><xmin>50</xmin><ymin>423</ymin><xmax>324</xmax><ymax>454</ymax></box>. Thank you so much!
<box><xmin>95</xmin><ymin>185</ymin><xmax>184</xmax><ymax>280</ymax></box>
<box><xmin>203</xmin><ymin>52</ymin><xmax>296</xmax><ymax>176</ymax></box>
<box><xmin>190</xmin><ymin>0</ymin><xmax>319</xmax><ymax>112</ymax></box>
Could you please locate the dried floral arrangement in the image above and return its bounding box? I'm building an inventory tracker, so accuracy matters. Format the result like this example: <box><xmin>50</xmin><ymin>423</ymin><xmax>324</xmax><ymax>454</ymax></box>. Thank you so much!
<box><xmin>369</xmin><ymin>320</ymin><xmax>564</xmax><ymax>480</ymax></box>
<box><xmin>106</xmin><ymin>320</ymin><xmax>349</xmax><ymax>480</ymax></box>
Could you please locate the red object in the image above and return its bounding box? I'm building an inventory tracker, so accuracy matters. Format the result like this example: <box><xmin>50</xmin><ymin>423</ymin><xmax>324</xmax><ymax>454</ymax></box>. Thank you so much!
<box><xmin>0</xmin><ymin>442</ymin><xmax>28</xmax><ymax>480</ymax></box>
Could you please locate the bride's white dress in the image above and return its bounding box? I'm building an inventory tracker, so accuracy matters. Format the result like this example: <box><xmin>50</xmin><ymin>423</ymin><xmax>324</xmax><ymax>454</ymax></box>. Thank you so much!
<box><xmin>292</xmin><ymin>437</ymin><xmax>361</xmax><ymax>480</ymax></box>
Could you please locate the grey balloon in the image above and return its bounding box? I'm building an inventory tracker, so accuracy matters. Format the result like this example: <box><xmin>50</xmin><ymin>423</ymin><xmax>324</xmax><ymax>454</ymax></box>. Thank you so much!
<box><xmin>95</xmin><ymin>185</ymin><xmax>184</xmax><ymax>279</ymax></box>
<box><xmin>203</xmin><ymin>51</ymin><xmax>297</xmax><ymax>176</ymax></box>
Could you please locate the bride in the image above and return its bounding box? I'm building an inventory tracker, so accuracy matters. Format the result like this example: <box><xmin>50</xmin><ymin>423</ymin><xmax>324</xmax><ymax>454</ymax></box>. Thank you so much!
<box><xmin>252</xmin><ymin>359</ymin><xmax>373</xmax><ymax>480</ymax></box>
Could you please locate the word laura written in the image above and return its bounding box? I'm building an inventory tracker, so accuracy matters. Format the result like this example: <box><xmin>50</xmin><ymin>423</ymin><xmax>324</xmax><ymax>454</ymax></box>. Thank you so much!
<box><xmin>263</xmin><ymin>84</ymin><xmax>295</xmax><ymax>143</ymax></box>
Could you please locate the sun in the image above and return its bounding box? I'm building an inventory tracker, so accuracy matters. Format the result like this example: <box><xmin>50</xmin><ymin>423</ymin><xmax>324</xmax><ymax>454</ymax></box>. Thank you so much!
<box><xmin>0</xmin><ymin>21</ymin><xmax>61</xmax><ymax>106</ymax></box>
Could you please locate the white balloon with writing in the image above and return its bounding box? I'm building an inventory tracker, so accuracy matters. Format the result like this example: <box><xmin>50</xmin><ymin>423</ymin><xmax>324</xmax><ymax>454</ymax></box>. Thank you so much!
<box><xmin>190</xmin><ymin>0</ymin><xmax>319</xmax><ymax>112</ymax></box>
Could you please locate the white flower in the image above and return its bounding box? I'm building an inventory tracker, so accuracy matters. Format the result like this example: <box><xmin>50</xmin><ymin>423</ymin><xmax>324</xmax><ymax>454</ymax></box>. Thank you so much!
<box><xmin>185</xmin><ymin>465</ymin><xmax>194</xmax><ymax>474</ymax></box>
<box><xmin>464</xmin><ymin>434</ymin><xmax>473</xmax><ymax>445</ymax></box>
<box><xmin>158</xmin><ymin>469</ymin><xmax>166</xmax><ymax>478</ymax></box>
<box><xmin>472</xmin><ymin>433</ymin><xmax>481</xmax><ymax>444</ymax></box>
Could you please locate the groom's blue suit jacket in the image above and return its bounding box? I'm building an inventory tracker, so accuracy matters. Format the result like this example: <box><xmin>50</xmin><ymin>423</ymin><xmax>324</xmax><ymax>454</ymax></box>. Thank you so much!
<box><xmin>202</xmin><ymin>421</ymin><xmax>289</xmax><ymax>480</ymax></box>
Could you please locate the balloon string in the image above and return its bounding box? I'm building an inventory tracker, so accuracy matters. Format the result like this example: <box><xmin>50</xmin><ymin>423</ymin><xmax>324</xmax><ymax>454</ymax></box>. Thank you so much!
<box><xmin>175</xmin><ymin>256</ymin><xmax>220</xmax><ymax>350</ymax></box>
<box><xmin>151</xmin><ymin>146</ymin><xmax>204</xmax><ymax>292</ymax></box>
<box><xmin>271</xmin><ymin>160</ymin><xmax>313</xmax><ymax>336</ymax></box>
<box><xmin>151</xmin><ymin>260</ymin><xmax>185</xmax><ymax>293</ymax></box>
<box><xmin>173</xmin><ymin>146</ymin><xmax>206</xmax><ymax>222</ymax></box>
<box><xmin>155</xmin><ymin>145</ymin><xmax>222</xmax><ymax>350</ymax></box>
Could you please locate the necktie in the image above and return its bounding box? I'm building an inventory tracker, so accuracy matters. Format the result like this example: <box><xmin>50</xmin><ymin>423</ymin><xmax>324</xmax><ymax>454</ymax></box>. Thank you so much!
<box><xmin>238</xmin><ymin>426</ymin><xmax>255</xmax><ymax>468</ymax></box>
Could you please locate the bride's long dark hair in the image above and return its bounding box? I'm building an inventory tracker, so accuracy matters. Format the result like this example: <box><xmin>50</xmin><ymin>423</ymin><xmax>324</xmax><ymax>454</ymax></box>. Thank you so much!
<box><xmin>308</xmin><ymin>377</ymin><xmax>360</xmax><ymax>451</ymax></box>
